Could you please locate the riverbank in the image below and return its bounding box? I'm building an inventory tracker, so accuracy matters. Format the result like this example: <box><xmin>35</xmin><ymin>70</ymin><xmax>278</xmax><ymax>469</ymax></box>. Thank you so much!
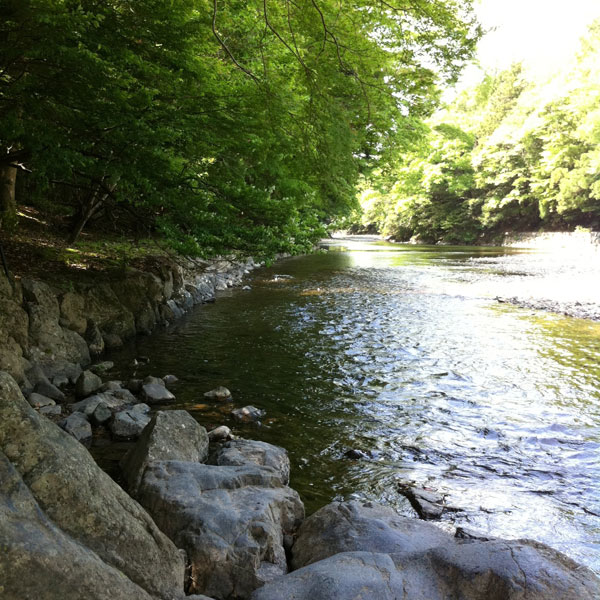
<box><xmin>2</xmin><ymin>236</ymin><xmax>600</xmax><ymax>597</ymax></box>
<box><xmin>2</xmin><ymin>367</ymin><xmax>599</xmax><ymax>599</ymax></box>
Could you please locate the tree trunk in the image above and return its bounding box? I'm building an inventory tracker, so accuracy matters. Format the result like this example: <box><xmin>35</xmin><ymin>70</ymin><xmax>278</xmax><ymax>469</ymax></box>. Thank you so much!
<box><xmin>0</xmin><ymin>162</ymin><xmax>17</xmax><ymax>230</ymax></box>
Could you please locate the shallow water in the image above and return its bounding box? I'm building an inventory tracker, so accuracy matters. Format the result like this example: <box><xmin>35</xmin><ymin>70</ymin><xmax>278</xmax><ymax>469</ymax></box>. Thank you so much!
<box><xmin>105</xmin><ymin>239</ymin><xmax>600</xmax><ymax>572</ymax></box>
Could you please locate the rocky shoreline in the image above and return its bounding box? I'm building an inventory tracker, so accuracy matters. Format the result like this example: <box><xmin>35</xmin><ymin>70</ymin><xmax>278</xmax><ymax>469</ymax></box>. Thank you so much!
<box><xmin>1</xmin><ymin>251</ymin><xmax>600</xmax><ymax>599</ymax></box>
<box><xmin>1</xmin><ymin>366</ymin><xmax>600</xmax><ymax>599</ymax></box>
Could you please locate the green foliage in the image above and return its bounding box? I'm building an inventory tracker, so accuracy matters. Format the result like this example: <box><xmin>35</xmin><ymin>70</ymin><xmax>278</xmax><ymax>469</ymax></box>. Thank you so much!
<box><xmin>356</xmin><ymin>20</ymin><xmax>600</xmax><ymax>242</ymax></box>
<box><xmin>0</xmin><ymin>0</ymin><xmax>480</xmax><ymax>256</ymax></box>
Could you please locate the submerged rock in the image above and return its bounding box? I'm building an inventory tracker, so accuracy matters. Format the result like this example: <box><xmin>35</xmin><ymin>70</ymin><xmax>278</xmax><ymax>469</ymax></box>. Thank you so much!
<box><xmin>398</xmin><ymin>484</ymin><xmax>447</xmax><ymax>520</ymax></box>
<box><xmin>231</xmin><ymin>405</ymin><xmax>264</xmax><ymax>423</ymax></box>
<box><xmin>204</xmin><ymin>386</ymin><xmax>232</xmax><ymax>400</ymax></box>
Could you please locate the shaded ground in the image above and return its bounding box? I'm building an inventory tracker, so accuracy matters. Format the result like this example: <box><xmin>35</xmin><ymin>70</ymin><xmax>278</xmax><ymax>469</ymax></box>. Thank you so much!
<box><xmin>0</xmin><ymin>206</ymin><xmax>174</xmax><ymax>288</ymax></box>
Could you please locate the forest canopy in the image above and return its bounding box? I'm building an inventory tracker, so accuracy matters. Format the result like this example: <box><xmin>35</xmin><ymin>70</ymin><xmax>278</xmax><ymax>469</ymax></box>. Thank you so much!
<box><xmin>354</xmin><ymin>20</ymin><xmax>600</xmax><ymax>244</ymax></box>
<box><xmin>0</xmin><ymin>0</ymin><xmax>479</xmax><ymax>257</ymax></box>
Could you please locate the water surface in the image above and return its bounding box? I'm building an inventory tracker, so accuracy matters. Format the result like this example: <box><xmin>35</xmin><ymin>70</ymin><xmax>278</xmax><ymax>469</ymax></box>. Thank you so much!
<box><xmin>107</xmin><ymin>238</ymin><xmax>600</xmax><ymax>572</ymax></box>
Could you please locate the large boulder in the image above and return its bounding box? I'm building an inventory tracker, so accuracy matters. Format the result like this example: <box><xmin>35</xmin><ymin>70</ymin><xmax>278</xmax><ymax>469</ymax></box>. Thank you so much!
<box><xmin>255</xmin><ymin>543</ymin><xmax>600</xmax><ymax>600</ymax></box>
<box><xmin>252</xmin><ymin>551</ymin><xmax>407</xmax><ymax>600</ymax></box>
<box><xmin>290</xmin><ymin>500</ymin><xmax>449</xmax><ymax>569</ymax></box>
<box><xmin>138</xmin><ymin>461</ymin><xmax>304</xmax><ymax>600</ymax></box>
<box><xmin>0</xmin><ymin>372</ymin><xmax>185</xmax><ymax>600</ymax></box>
<box><xmin>0</xmin><ymin>451</ymin><xmax>153</xmax><ymax>600</ymax></box>
<box><xmin>211</xmin><ymin>439</ymin><xmax>290</xmax><ymax>485</ymax></box>
<box><xmin>121</xmin><ymin>410</ymin><xmax>209</xmax><ymax>495</ymax></box>
<box><xmin>258</xmin><ymin>500</ymin><xmax>600</xmax><ymax>600</ymax></box>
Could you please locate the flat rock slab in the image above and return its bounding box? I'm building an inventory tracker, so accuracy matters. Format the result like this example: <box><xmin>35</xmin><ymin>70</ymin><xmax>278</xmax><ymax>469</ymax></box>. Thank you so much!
<box><xmin>138</xmin><ymin>461</ymin><xmax>304</xmax><ymax>600</ymax></box>
<box><xmin>211</xmin><ymin>439</ymin><xmax>290</xmax><ymax>485</ymax></box>
<box><xmin>121</xmin><ymin>410</ymin><xmax>209</xmax><ymax>495</ymax></box>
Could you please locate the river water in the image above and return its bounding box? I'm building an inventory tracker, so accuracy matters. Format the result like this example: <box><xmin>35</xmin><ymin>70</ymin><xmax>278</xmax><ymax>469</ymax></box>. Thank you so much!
<box><xmin>106</xmin><ymin>237</ymin><xmax>600</xmax><ymax>572</ymax></box>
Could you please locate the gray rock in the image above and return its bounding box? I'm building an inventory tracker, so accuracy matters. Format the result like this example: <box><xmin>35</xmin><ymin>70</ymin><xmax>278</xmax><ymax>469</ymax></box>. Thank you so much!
<box><xmin>212</xmin><ymin>439</ymin><xmax>290</xmax><ymax>485</ymax></box>
<box><xmin>92</xmin><ymin>401</ymin><xmax>112</xmax><ymax>425</ymax></box>
<box><xmin>143</xmin><ymin>375</ymin><xmax>165</xmax><ymax>385</ymax></box>
<box><xmin>138</xmin><ymin>461</ymin><xmax>304</xmax><ymax>599</ymax></box>
<box><xmin>27</xmin><ymin>392</ymin><xmax>56</xmax><ymax>409</ymax></box>
<box><xmin>103</xmin><ymin>333</ymin><xmax>123</xmax><ymax>349</ymax></box>
<box><xmin>90</xmin><ymin>361</ymin><xmax>115</xmax><ymax>374</ymax></box>
<box><xmin>0</xmin><ymin>371</ymin><xmax>185</xmax><ymax>599</ymax></box>
<box><xmin>59</xmin><ymin>412</ymin><xmax>93</xmax><ymax>446</ymax></box>
<box><xmin>231</xmin><ymin>405</ymin><xmax>264</xmax><ymax>423</ymax></box>
<box><xmin>0</xmin><ymin>450</ymin><xmax>153</xmax><ymax>600</ymax></box>
<box><xmin>63</xmin><ymin>361</ymin><xmax>83</xmax><ymax>385</ymax></box>
<box><xmin>75</xmin><ymin>369</ymin><xmax>103</xmax><ymax>398</ymax></box>
<box><xmin>40</xmin><ymin>404</ymin><xmax>62</xmax><ymax>417</ymax></box>
<box><xmin>252</xmin><ymin>551</ymin><xmax>406</xmax><ymax>600</ymax></box>
<box><xmin>110</xmin><ymin>408</ymin><xmax>152</xmax><ymax>440</ymax></box>
<box><xmin>255</xmin><ymin>542</ymin><xmax>600</xmax><ymax>600</ymax></box>
<box><xmin>110</xmin><ymin>387</ymin><xmax>138</xmax><ymax>404</ymax></box>
<box><xmin>25</xmin><ymin>362</ymin><xmax>50</xmax><ymax>387</ymax></box>
<box><xmin>52</xmin><ymin>373</ymin><xmax>69</xmax><ymax>388</ymax></box>
<box><xmin>204</xmin><ymin>386</ymin><xmax>232</xmax><ymax>400</ymax></box>
<box><xmin>34</xmin><ymin>379</ymin><xmax>65</xmax><ymax>402</ymax></box>
<box><xmin>121</xmin><ymin>410</ymin><xmax>209</xmax><ymax>495</ymax></box>
<box><xmin>207</xmin><ymin>425</ymin><xmax>232</xmax><ymax>442</ymax></box>
<box><xmin>100</xmin><ymin>380</ymin><xmax>123</xmax><ymax>392</ymax></box>
<box><xmin>399</xmin><ymin>485</ymin><xmax>446</xmax><ymax>520</ymax></box>
<box><xmin>58</xmin><ymin>290</ymin><xmax>88</xmax><ymax>335</ymax></box>
<box><xmin>141</xmin><ymin>382</ymin><xmax>176</xmax><ymax>404</ymax></box>
<box><xmin>290</xmin><ymin>500</ymin><xmax>450</xmax><ymax>570</ymax></box>
<box><xmin>127</xmin><ymin>378</ymin><xmax>143</xmax><ymax>393</ymax></box>
<box><xmin>282</xmin><ymin>500</ymin><xmax>600</xmax><ymax>600</ymax></box>
<box><xmin>86</xmin><ymin>319</ymin><xmax>105</xmax><ymax>356</ymax></box>
<box><xmin>130</xmin><ymin>402</ymin><xmax>151</xmax><ymax>415</ymax></box>
<box><xmin>71</xmin><ymin>392</ymin><xmax>130</xmax><ymax>416</ymax></box>
<box><xmin>163</xmin><ymin>374</ymin><xmax>179</xmax><ymax>388</ymax></box>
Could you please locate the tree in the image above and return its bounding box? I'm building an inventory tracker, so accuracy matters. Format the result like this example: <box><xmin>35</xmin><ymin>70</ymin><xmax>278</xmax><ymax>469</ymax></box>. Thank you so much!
<box><xmin>0</xmin><ymin>0</ymin><xmax>481</xmax><ymax>254</ymax></box>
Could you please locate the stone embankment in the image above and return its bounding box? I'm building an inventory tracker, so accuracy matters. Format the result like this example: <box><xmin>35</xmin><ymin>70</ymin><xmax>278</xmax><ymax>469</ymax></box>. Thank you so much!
<box><xmin>0</xmin><ymin>255</ymin><xmax>257</xmax><ymax>388</ymax></box>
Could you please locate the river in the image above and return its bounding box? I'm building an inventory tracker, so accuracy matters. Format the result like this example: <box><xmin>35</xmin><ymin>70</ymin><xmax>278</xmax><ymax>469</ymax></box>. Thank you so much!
<box><xmin>103</xmin><ymin>237</ymin><xmax>600</xmax><ymax>573</ymax></box>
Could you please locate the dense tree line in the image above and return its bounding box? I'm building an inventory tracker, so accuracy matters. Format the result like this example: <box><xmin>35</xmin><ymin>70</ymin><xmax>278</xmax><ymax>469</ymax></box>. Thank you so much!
<box><xmin>356</xmin><ymin>21</ymin><xmax>600</xmax><ymax>243</ymax></box>
<box><xmin>0</xmin><ymin>0</ymin><xmax>478</xmax><ymax>257</ymax></box>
